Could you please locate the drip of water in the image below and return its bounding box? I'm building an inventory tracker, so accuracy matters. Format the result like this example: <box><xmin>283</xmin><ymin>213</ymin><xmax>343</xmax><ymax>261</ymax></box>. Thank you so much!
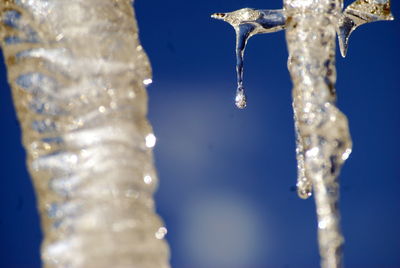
<box><xmin>211</xmin><ymin>8</ymin><xmax>286</xmax><ymax>109</ymax></box>
<box><xmin>235</xmin><ymin>87</ymin><xmax>247</xmax><ymax>109</ymax></box>
<box><xmin>234</xmin><ymin>23</ymin><xmax>254</xmax><ymax>109</ymax></box>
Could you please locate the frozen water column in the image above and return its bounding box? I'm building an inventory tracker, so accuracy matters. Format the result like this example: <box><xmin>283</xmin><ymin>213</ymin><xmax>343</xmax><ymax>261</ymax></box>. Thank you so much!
<box><xmin>0</xmin><ymin>0</ymin><xmax>170</xmax><ymax>267</ymax></box>
<box><xmin>285</xmin><ymin>0</ymin><xmax>351</xmax><ymax>267</ymax></box>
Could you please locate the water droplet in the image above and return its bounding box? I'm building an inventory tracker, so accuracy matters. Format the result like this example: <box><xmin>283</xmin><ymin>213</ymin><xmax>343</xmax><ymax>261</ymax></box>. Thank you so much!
<box><xmin>234</xmin><ymin>24</ymin><xmax>254</xmax><ymax>109</ymax></box>
<box><xmin>212</xmin><ymin>9</ymin><xmax>286</xmax><ymax>109</ymax></box>
<box><xmin>318</xmin><ymin>219</ymin><xmax>328</xmax><ymax>229</ymax></box>
<box><xmin>144</xmin><ymin>175</ymin><xmax>152</xmax><ymax>184</ymax></box>
<box><xmin>143</xmin><ymin>78</ymin><xmax>152</xmax><ymax>85</ymax></box>
<box><xmin>155</xmin><ymin>227</ymin><xmax>167</xmax><ymax>239</ymax></box>
<box><xmin>341</xmin><ymin>148</ymin><xmax>352</xmax><ymax>161</ymax></box>
<box><xmin>145</xmin><ymin>133</ymin><xmax>156</xmax><ymax>148</ymax></box>
<box><xmin>235</xmin><ymin>88</ymin><xmax>247</xmax><ymax>109</ymax></box>
<box><xmin>298</xmin><ymin>187</ymin><xmax>312</xmax><ymax>199</ymax></box>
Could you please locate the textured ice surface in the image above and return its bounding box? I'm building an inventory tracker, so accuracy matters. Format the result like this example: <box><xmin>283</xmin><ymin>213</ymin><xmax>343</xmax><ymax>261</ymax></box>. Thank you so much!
<box><xmin>0</xmin><ymin>1</ymin><xmax>170</xmax><ymax>267</ymax></box>
<box><xmin>285</xmin><ymin>1</ymin><xmax>352</xmax><ymax>265</ymax></box>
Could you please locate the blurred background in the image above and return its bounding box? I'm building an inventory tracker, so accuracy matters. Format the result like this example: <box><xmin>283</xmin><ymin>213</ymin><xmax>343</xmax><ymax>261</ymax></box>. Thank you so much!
<box><xmin>0</xmin><ymin>0</ymin><xmax>399</xmax><ymax>267</ymax></box>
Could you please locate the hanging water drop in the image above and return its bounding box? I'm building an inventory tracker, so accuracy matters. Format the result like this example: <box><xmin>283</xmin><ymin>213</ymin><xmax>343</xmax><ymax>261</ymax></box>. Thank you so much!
<box><xmin>234</xmin><ymin>23</ymin><xmax>253</xmax><ymax>109</ymax></box>
<box><xmin>235</xmin><ymin>87</ymin><xmax>247</xmax><ymax>109</ymax></box>
<box><xmin>211</xmin><ymin>8</ymin><xmax>286</xmax><ymax>109</ymax></box>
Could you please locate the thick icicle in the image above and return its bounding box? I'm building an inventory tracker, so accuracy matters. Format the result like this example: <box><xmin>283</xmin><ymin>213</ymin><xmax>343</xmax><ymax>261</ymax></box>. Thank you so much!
<box><xmin>284</xmin><ymin>0</ymin><xmax>353</xmax><ymax>266</ymax></box>
<box><xmin>0</xmin><ymin>1</ymin><xmax>170</xmax><ymax>267</ymax></box>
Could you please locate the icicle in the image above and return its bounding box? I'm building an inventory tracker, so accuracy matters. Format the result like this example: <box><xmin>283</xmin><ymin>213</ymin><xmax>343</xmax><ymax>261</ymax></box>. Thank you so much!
<box><xmin>212</xmin><ymin>1</ymin><xmax>392</xmax><ymax>267</ymax></box>
<box><xmin>338</xmin><ymin>0</ymin><xmax>393</xmax><ymax>57</ymax></box>
<box><xmin>0</xmin><ymin>1</ymin><xmax>170</xmax><ymax>267</ymax></box>
<box><xmin>212</xmin><ymin>9</ymin><xmax>285</xmax><ymax>109</ymax></box>
<box><xmin>293</xmin><ymin>104</ymin><xmax>313</xmax><ymax>200</ymax></box>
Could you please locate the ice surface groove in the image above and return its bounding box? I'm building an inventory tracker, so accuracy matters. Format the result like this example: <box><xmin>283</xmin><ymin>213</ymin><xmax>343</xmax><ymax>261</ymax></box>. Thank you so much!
<box><xmin>0</xmin><ymin>1</ymin><xmax>170</xmax><ymax>267</ymax></box>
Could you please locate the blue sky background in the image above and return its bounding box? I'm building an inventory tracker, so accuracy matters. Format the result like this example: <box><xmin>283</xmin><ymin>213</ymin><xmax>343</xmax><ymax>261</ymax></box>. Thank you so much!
<box><xmin>1</xmin><ymin>0</ymin><xmax>399</xmax><ymax>267</ymax></box>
